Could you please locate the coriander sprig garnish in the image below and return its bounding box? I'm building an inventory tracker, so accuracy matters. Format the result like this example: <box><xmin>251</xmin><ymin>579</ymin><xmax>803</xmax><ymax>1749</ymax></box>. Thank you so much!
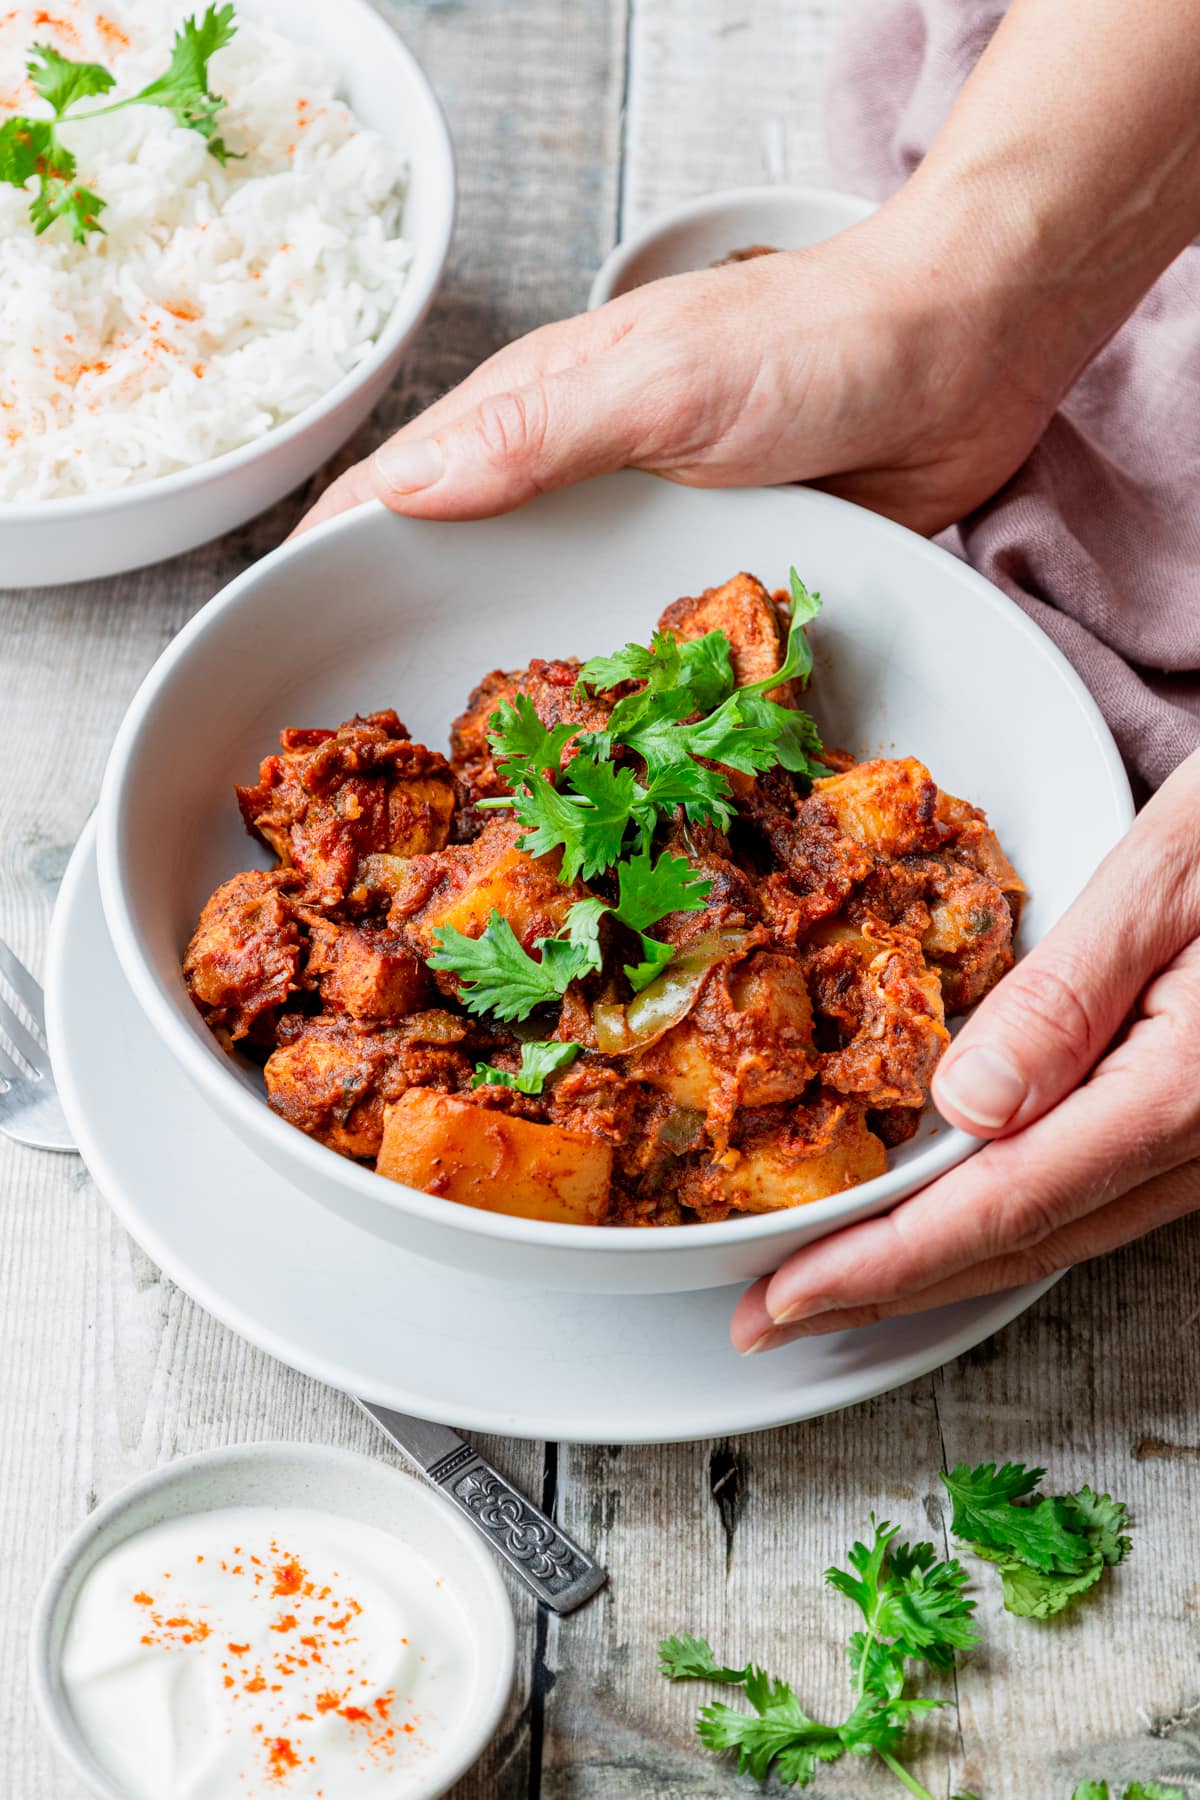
<box><xmin>661</xmin><ymin>1517</ymin><xmax>978</xmax><ymax>1796</ymax></box>
<box><xmin>431</xmin><ymin>574</ymin><xmax>824</xmax><ymax>1022</ymax></box>
<box><xmin>0</xmin><ymin>6</ymin><xmax>238</xmax><ymax>243</ymax></box>
<box><xmin>941</xmin><ymin>1462</ymin><xmax>1132</xmax><ymax>1617</ymax></box>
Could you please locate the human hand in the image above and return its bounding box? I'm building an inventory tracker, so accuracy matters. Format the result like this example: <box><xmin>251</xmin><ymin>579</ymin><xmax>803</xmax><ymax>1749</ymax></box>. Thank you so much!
<box><xmin>293</xmin><ymin>191</ymin><xmax>1067</xmax><ymax>541</ymax></box>
<box><xmin>730</xmin><ymin>748</ymin><xmax>1200</xmax><ymax>1354</ymax></box>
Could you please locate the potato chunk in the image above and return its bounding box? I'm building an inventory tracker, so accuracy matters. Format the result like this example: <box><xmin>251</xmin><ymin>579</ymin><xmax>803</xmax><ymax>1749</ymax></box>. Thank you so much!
<box><xmin>378</xmin><ymin>1090</ymin><xmax>612</xmax><ymax>1224</ymax></box>
<box><xmin>626</xmin><ymin>951</ymin><xmax>815</xmax><ymax>1121</ymax></box>
<box><xmin>814</xmin><ymin>758</ymin><xmax>942</xmax><ymax>858</ymax></box>
<box><xmin>391</xmin><ymin>817</ymin><xmax>585</xmax><ymax>961</ymax></box>
<box><xmin>679</xmin><ymin>1093</ymin><xmax>886</xmax><ymax>1218</ymax></box>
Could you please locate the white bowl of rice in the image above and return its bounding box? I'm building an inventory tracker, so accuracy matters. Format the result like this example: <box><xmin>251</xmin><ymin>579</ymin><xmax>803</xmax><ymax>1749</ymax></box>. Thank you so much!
<box><xmin>0</xmin><ymin>0</ymin><xmax>455</xmax><ymax>587</ymax></box>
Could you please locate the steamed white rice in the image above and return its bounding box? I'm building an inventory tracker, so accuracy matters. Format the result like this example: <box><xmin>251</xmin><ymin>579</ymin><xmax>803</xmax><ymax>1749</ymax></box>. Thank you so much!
<box><xmin>0</xmin><ymin>1</ymin><xmax>413</xmax><ymax>502</ymax></box>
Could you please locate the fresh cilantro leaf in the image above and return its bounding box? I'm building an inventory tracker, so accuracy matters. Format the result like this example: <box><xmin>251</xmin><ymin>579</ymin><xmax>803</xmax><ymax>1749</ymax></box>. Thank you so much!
<box><xmin>132</xmin><ymin>4</ymin><xmax>238</xmax><ymax>159</ymax></box>
<box><xmin>636</xmin><ymin>757</ymin><xmax>737</xmax><ymax>832</ymax></box>
<box><xmin>536</xmin><ymin>932</ymin><xmax>598</xmax><ymax>991</ymax></box>
<box><xmin>988</xmin><ymin>1552</ymin><xmax>1104</xmax><ymax>1619</ymax></box>
<box><xmin>736</xmin><ymin>568</ymin><xmax>822</xmax><ymax>696</ymax></box>
<box><xmin>657</xmin><ymin>1634</ymin><xmax>749</xmax><ymax>1683</ymax></box>
<box><xmin>1065</xmin><ymin>1485</ymin><xmax>1132</xmax><ymax>1566</ymax></box>
<box><xmin>27</xmin><ymin>42</ymin><xmax>115</xmax><ymax>113</ymax></box>
<box><xmin>508</xmin><ymin>758</ymin><xmax>632</xmax><ymax>884</ymax></box>
<box><xmin>559</xmin><ymin>896</ymin><xmax>608</xmax><ymax>975</ymax></box>
<box><xmin>624</xmin><ymin>934</ymin><xmax>676</xmax><ymax>993</ymax></box>
<box><xmin>675</xmin><ymin>629</ymin><xmax>736</xmax><ymax>710</ymax></box>
<box><xmin>488</xmin><ymin>693</ymin><xmax>577</xmax><ymax>785</ymax></box>
<box><xmin>827</xmin><ymin>1520</ymin><xmax>978</xmax><ymax>1674</ymax></box>
<box><xmin>575</xmin><ymin>639</ymin><xmax>657</xmax><ymax>695</ymax></box>
<box><xmin>737</xmin><ymin>692</ymin><xmax>829</xmax><ymax>781</ymax></box>
<box><xmin>614</xmin><ymin>848</ymin><xmax>712</xmax><ymax>932</ymax></box>
<box><xmin>698</xmin><ymin>1674</ymin><xmax>844</xmax><ymax>1784</ymax></box>
<box><xmin>0</xmin><ymin>115</ymin><xmax>48</xmax><ymax>187</ymax></box>
<box><xmin>1074</xmin><ymin>1785</ymin><xmax>1186</xmax><ymax>1800</ymax></box>
<box><xmin>428</xmin><ymin>912</ymin><xmax>574</xmax><ymax>1022</ymax></box>
<box><xmin>941</xmin><ymin>1463</ymin><xmax>1095</xmax><ymax>1575</ymax></box>
<box><xmin>471</xmin><ymin>1039</ymin><xmax>581</xmax><ymax>1094</ymax></box>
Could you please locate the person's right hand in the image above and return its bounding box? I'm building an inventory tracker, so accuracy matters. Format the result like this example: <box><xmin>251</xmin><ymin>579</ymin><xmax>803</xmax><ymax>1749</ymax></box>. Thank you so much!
<box><xmin>294</xmin><ymin>189</ymin><xmax>1065</xmax><ymax>540</ymax></box>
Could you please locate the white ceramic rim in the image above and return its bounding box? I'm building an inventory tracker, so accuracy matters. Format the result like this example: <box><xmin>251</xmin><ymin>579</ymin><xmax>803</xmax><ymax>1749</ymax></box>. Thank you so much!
<box><xmin>29</xmin><ymin>1441</ymin><xmax>516</xmax><ymax>1800</ymax></box>
<box><xmin>587</xmin><ymin>182</ymin><xmax>877</xmax><ymax>309</ymax></box>
<box><xmin>0</xmin><ymin>0</ymin><xmax>456</xmax><ymax>525</ymax></box>
<box><xmin>96</xmin><ymin>480</ymin><xmax>1135</xmax><ymax>1265</ymax></box>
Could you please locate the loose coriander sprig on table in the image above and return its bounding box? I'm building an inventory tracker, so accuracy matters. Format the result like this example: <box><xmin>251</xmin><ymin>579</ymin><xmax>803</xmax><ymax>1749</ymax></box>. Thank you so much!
<box><xmin>660</xmin><ymin>1517</ymin><xmax>979</xmax><ymax>1798</ymax></box>
<box><xmin>941</xmin><ymin>1462</ymin><xmax>1132</xmax><ymax>1617</ymax></box>
<box><xmin>0</xmin><ymin>6</ymin><xmax>238</xmax><ymax>242</ymax></box>
<box><xmin>430</xmin><ymin>572</ymin><xmax>827</xmax><ymax>1065</ymax></box>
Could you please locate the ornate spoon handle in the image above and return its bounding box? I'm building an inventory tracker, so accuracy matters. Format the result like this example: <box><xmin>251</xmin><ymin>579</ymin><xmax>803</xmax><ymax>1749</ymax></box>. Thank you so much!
<box><xmin>355</xmin><ymin>1399</ymin><xmax>607</xmax><ymax>1614</ymax></box>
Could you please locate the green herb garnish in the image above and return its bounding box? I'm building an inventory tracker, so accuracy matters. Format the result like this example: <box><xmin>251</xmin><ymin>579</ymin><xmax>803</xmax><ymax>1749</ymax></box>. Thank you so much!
<box><xmin>661</xmin><ymin>1516</ymin><xmax>977</xmax><ymax>1795</ymax></box>
<box><xmin>471</xmin><ymin>1039</ymin><xmax>582</xmax><ymax>1095</ymax></box>
<box><xmin>1073</xmin><ymin>1785</ymin><xmax>1184</xmax><ymax>1799</ymax></box>
<box><xmin>0</xmin><ymin>6</ymin><xmax>237</xmax><ymax>243</ymax></box>
<box><xmin>941</xmin><ymin>1463</ymin><xmax>1131</xmax><ymax>1617</ymax></box>
<box><xmin>432</xmin><ymin>576</ymin><xmax>823</xmax><ymax>1018</ymax></box>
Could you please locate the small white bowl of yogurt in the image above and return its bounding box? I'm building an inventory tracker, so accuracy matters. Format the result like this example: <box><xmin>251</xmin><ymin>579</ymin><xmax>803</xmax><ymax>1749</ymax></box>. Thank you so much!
<box><xmin>30</xmin><ymin>1442</ymin><xmax>515</xmax><ymax>1800</ymax></box>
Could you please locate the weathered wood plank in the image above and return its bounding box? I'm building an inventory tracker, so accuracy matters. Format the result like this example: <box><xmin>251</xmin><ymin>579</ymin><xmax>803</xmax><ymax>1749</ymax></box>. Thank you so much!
<box><xmin>621</xmin><ymin>0</ymin><xmax>843</xmax><ymax>236</ymax></box>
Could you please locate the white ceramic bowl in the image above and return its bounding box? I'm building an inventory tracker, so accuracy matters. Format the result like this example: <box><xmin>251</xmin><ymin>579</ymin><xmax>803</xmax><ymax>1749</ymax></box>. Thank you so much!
<box><xmin>30</xmin><ymin>1442</ymin><xmax>514</xmax><ymax>1800</ymax></box>
<box><xmin>2</xmin><ymin>0</ymin><xmax>455</xmax><ymax>590</ymax></box>
<box><xmin>96</xmin><ymin>472</ymin><xmax>1134</xmax><ymax>1294</ymax></box>
<box><xmin>588</xmin><ymin>183</ymin><xmax>875</xmax><ymax>307</ymax></box>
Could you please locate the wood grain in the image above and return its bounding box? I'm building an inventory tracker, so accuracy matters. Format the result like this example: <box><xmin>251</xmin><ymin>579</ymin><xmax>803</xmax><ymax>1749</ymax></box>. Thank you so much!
<box><xmin>3</xmin><ymin>1</ymin><xmax>1200</xmax><ymax>1798</ymax></box>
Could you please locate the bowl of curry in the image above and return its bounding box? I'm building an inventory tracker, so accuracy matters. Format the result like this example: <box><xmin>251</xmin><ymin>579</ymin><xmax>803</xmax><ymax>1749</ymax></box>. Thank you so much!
<box><xmin>96</xmin><ymin>473</ymin><xmax>1133</xmax><ymax>1294</ymax></box>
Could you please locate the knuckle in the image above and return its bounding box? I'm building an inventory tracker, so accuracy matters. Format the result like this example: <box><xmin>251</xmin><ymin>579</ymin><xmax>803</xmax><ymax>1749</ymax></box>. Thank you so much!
<box><xmin>473</xmin><ymin>387</ymin><xmax>550</xmax><ymax>468</ymax></box>
<box><xmin>1000</xmin><ymin>959</ymin><xmax>1099</xmax><ymax>1070</ymax></box>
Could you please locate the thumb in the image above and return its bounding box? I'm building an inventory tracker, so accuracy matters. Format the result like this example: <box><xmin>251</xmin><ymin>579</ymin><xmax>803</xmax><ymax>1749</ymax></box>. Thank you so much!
<box><xmin>932</xmin><ymin>760</ymin><xmax>1199</xmax><ymax>1138</ymax></box>
<box><xmin>366</xmin><ymin>351</ymin><xmax>656</xmax><ymax>520</ymax></box>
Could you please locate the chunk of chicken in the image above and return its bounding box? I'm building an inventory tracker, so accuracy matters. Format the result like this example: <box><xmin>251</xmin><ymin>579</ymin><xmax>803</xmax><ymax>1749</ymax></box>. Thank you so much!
<box><xmin>812</xmin><ymin>758</ymin><xmax>944</xmax><ymax>859</ymax></box>
<box><xmin>450</xmin><ymin>659</ymin><xmax>613</xmax><ymax>806</ymax></box>
<box><xmin>626</xmin><ymin>951</ymin><xmax>816</xmax><ymax>1130</ymax></box>
<box><xmin>801</xmin><ymin>916</ymin><xmax>949</xmax><ymax>1109</ymax></box>
<box><xmin>678</xmin><ymin>1091</ymin><xmax>886</xmax><ymax>1218</ymax></box>
<box><xmin>182</xmin><ymin>869</ymin><xmax>303</xmax><ymax>1046</ymax></box>
<box><xmin>658</xmin><ymin>571</ymin><xmax>791</xmax><ymax>694</ymax></box>
<box><xmin>377</xmin><ymin>1089</ymin><xmax>612</xmax><ymax>1224</ymax></box>
<box><xmin>237</xmin><ymin>710</ymin><xmax>456</xmax><ymax>905</ymax></box>
<box><xmin>263</xmin><ymin>1015</ymin><xmax>472</xmax><ymax>1159</ymax></box>
<box><xmin>301</xmin><ymin>914</ymin><xmax>427</xmax><ymax>1025</ymax></box>
<box><xmin>389</xmin><ymin>816</ymin><xmax>586</xmax><ymax>966</ymax></box>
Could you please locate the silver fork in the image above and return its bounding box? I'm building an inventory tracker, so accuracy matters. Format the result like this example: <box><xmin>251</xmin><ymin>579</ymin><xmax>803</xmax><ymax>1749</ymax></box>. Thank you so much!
<box><xmin>0</xmin><ymin>938</ymin><xmax>74</xmax><ymax>1152</ymax></box>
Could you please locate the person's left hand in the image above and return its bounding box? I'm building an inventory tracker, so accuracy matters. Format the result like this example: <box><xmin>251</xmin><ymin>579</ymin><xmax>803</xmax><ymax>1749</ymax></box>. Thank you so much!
<box><xmin>730</xmin><ymin>747</ymin><xmax>1200</xmax><ymax>1354</ymax></box>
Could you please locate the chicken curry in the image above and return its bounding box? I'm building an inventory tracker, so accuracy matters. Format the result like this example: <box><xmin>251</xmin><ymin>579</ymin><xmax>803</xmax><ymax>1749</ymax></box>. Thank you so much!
<box><xmin>182</xmin><ymin>571</ymin><xmax>1023</xmax><ymax>1228</ymax></box>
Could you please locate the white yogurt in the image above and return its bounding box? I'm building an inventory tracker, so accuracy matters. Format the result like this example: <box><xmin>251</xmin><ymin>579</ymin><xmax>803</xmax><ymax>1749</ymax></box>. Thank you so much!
<box><xmin>60</xmin><ymin>1504</ymin><xmax>475</xmax><ymax>1798</ymax></box>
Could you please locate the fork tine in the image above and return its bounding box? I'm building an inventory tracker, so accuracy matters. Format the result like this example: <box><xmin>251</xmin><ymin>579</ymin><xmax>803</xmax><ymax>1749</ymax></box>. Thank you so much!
<box><xmin>0</xmin><ymin>938</ymin><xmax>47</xmax><ymax>1036</ymax></box>
<box><xmin>0</xmin><ymin>1041</ymin><xmax>21</xmax><ymax>1082</ymax></box>
<box><xmin>0</xmin><ymin>988</ymin><xmax>50</xmax><ymax>1078</ymax></box>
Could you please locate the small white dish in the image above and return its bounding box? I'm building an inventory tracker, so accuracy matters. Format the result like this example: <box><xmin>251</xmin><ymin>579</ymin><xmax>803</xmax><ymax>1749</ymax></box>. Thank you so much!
<box><xmin>588</xmin><ymin>183</ymin><xmax>874</xmax><ymax>307</ymax></box>
<box><xmin>95</xmin><ymin>472</ymin><xmax>1133</xmax><ymax>1294</ymax></box>
<box><xmin>30</xmin><ymin>1441</ymin><xmax>515</xmax><ymax>1800</ymax></box>
<box><xmin>2</xmin><ymin>0</ymin><xmax>455</xmax><ymax>589</ymax></box>
<box><xmin>47</xmin><ymin>821</ymin><xmax>1060</xmax><ymax>1443</ymax></box>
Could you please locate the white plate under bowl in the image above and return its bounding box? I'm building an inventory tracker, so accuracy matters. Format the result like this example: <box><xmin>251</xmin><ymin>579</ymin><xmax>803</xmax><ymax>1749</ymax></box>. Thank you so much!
<box><xmin>588</xmin><ymin>183</ymin><xmax>875</xmax><ymax>307</ymax></box>
<box><xmin>2</xmin><ymin>0</ymin><xmax>455</xmax><ymax>587</ymax></box>
<box><xmin>30</xmin><ymin>1442</ymin><xmax>513</xmax><ymax>1800</ymax></box>
<box><xmin>96</xmin><ymin>472</ymin><xmax>1134</xmax><ymax>1293</ymax></box>
<box><xmin>48</xmin><ymin>821</ymin><xmax>1059</xmax><ymax>1444</ymax></box>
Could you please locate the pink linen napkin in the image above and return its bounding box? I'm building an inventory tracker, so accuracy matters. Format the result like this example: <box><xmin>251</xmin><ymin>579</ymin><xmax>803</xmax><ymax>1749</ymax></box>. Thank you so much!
<box><xmin>826</xmin><ymin>0</ymin><xmax>1200</xmax><ymax>792</ymax></box>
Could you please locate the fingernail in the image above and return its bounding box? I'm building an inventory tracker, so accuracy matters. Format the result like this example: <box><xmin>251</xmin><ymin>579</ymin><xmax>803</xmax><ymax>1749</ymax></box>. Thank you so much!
<box><xmin>772</xmin><ymin>1296</ymin><xmax>840</xmax><ymax>1326</ymax></box>
<box><xmin>743</xmin><ymin>1327</ymin><xmax>789</xmax><ymax>1355</ymax></box>
<box><xmin>373</xmin><ymin>436</ymin><xmax>444</xmax><ymax>494</ymax></box>
<box><xmin>936</xmin><ymin>1044</ymin><xmax>1028</xmax><ymax>1129</ymax></box>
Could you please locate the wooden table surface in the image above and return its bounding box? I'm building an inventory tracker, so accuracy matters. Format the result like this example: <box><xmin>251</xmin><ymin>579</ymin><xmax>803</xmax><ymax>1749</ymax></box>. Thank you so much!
<box><xmin>2</xmin><ymin>3</ymin><xmax>1199</xmax><ymax>1795</ymax></box>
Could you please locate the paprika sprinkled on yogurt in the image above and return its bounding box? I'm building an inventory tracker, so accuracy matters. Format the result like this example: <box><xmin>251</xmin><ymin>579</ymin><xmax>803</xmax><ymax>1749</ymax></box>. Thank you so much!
<box><xmin>59</xmin><ymin>1505</ymin><xmax>474</xmax><ymax>1798</ymax></box>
